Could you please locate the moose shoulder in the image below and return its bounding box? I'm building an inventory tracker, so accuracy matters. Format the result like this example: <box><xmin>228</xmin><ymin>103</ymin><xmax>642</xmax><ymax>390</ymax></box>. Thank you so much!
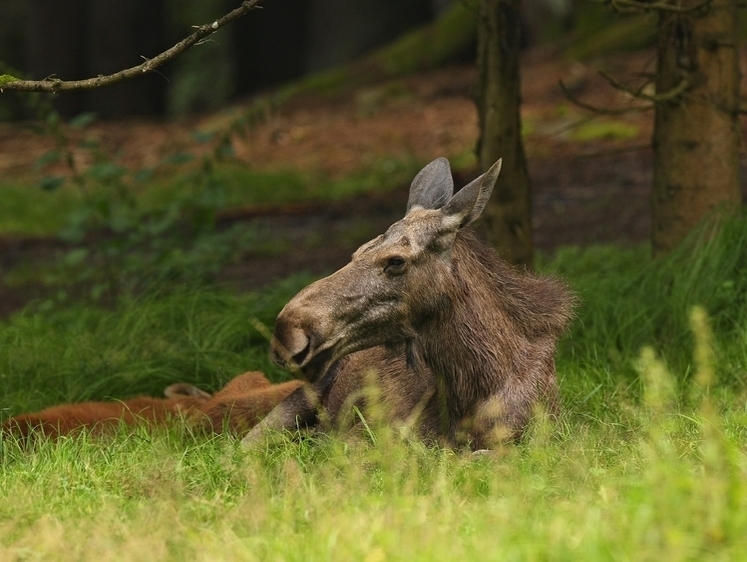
<box><xmin>244</xmin><ymin>157</ymin><xmax>575</xmax><ymax>450</ymax></box>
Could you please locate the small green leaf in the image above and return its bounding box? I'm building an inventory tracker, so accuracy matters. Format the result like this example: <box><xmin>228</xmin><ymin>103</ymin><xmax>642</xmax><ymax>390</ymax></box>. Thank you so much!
<box><xmin>87</xmin><ymin>162</ymin><xmax>127</xmax><ymax>182</ymax></box>
<box><xmin>191</xmin><ymin>130</ymin><xmax>214</xmax><ymax>144</ymax></box>
<box><xmin>64</xmin><ymin>248</ymin><xmax>89</xmax><ymax>266</ymax></box>
<box><xmin>109</xmin><ymin>210</ymin><xmax>134</xmax><ymax>233</ymax></box>
<box><xmin>91</xmin><ymin>283</ymin><xmax>108</xmax><ymax>301</ymax></box>
<box><xmin>45</xmin><ymin>111</ymin><xmax>60</xmax><ymax>128</ymax></box>
<box><xmin>34</xmin><ymin>149</ymin><xmax>62</xmax><ymax>170</ymax></box>
<box><xmin>215</xmin><ymin>142</ymin><xmax>235</xmax><ymax>159</ymax></box>
<box><xmin>78</xmin><ymin>137</ymin><xmax>100</xmax><ymax>150</ymax></box>
<box><xmin>162</xmin><ymin>152</ymin><xmax>195</xmax><ymax>166</ymax></box>
<box><xmin>69</xmin><ymin>112</ymin><xmax>97</xmax><ymax>129</ymax></box>
<box><xmin>134</xmin><ymin>167</ymin><xmax>155</xmax><ymax>183</ymax></box>
<box><xmin>38</xmin><ymin>175</ymin><xmax>66</xmax><ymax>191</ymax></box>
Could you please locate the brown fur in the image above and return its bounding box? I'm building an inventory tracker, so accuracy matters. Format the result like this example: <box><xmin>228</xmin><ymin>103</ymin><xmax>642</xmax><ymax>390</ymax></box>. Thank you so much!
<box><xmin>244</xmin><ymin>158</ymin><xmax>576</xmax><ymax>450</ymax></box>
<box><xmin>2</xmin><ymin>372</ymin><xmax>303</xmax><ymax>439</ymax></box>
<box><xmin>190</xmin><ymin>372</ymin><xmax>304</xmax><ymax>434</ymax></box>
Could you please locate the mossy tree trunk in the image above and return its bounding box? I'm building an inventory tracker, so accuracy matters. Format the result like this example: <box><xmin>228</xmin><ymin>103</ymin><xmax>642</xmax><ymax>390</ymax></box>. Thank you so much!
<box><xmin>652</xmin><ymin>0</ymin><xmax>741</xmax><ymax>256</ymax></box>
<box><xmin>476</xmin><ymin>0</ymin><xmax>533</xmax><ymax>267</ymax></box>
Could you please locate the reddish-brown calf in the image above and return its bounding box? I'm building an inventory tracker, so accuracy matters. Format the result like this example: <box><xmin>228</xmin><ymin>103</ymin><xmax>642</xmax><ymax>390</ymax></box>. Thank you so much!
<box><xmin>2</xmin><ymin>372</ymin><xmax>303</xmax><ymax>439</ymax></box>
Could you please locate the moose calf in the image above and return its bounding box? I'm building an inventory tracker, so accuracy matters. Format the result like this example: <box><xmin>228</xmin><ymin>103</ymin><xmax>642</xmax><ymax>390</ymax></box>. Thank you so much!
<box><xmin>2</xmin><ymin>372</ymin><xmax>303</xmax><ymax>439</ymax></box>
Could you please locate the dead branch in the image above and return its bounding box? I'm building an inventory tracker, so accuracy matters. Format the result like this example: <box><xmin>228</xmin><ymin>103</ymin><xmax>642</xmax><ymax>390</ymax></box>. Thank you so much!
<box><xmin>573</xmin><ymin>144</ymin><xmax>651</xmax><ymax>159</ymax></box>
<box><xmin>560</xmin><ymin>67</ymin><xmax>690</xmax><ymax>116</ymax></box>
<box><xmin>599</xmin><ymin>70</ymin><xmax>690</xmax><ymax>102</ymax></box>
<box><xmin>558</xmin><ymin>80</ymin><xmax>653</xmax><ymax>115</ymax></box>
<box><xmin>591</xmin><ymin>0</ymin><xmax>712</xmax><ymax>12</ymax></box>
<box><xmin>0</xmin><ymin>0</ymin><xmax>263</xmax><ymax>93</ymax></box>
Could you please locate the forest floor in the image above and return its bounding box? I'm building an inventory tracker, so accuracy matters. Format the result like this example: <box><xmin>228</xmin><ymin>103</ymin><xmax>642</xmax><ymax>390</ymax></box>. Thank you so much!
<box><xmin>0</xmin><ymin>47</ymin><xmax>745</xmax><ymax>316</ymax></box>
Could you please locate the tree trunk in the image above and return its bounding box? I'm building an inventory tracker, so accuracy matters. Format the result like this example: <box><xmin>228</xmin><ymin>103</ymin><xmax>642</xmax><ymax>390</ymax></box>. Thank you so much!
<box><xmin>475</xmin><ymin>0</ymin><xmax>533</xmax><ymax>268</ymax></box>
<box><xmin>651</xmin><ymin>0</ymin><xmax>741</xmax><ymax>256</ymax></box>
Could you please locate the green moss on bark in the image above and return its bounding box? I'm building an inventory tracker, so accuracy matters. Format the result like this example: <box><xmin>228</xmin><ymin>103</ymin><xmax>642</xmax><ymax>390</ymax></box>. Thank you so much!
<box><xmin>0</xmin><ymin>74</ymin><xmax>19</xmax><ymax>86</ymax></box>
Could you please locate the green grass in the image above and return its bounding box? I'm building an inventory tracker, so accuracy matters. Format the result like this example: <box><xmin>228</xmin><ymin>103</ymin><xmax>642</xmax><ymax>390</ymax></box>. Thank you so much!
<box><xmin>1</xmin><ymin>212</ymin><xmax>747</xmax><ymax>560</ymax></box>
<box><xmin>545</xmin><ymin>213</ymin><xmax>747</xmax><ymax>414</ymax></box>
<box><xmin>1</xmin><ymin>387</ymin><xmax>746</xmax><ymax>560</ymax></box>
<box><xmin>0</xmin><ymin>181</ymin><xmax>84</xmax><ymax>236</ymax></box>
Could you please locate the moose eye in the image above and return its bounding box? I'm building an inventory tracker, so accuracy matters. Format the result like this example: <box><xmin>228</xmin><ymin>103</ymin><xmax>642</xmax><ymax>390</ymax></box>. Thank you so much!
<box><xmin>384</xmin><ymin>256</ymin><xmax>407</xmax><ymax>275</ymax></box>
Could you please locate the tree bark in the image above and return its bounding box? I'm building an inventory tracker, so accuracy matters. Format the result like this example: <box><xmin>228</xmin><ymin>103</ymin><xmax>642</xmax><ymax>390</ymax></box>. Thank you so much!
<box><xmin>476</xmin><ymin>0</ymin><xmax>533</xmax><ymax>268</ymax></box>
<box><xmin>651</xmin><ymin>0</ymin><xmax>741</xmax><ymax>256</ymax></box>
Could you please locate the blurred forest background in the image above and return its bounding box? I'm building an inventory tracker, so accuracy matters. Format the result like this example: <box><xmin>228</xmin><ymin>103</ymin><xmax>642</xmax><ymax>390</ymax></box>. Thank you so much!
<box><xmin>0</xmin><ymin>0</ymin><xmax>744</xmax><ymax>318</ymax></box>
<box><xmin>0</xmin><ymin>0</ymin><xmax>465</xmax><ymax>118</ymax></box>
<box><xmin>0</xmin><ymin>0</ymin><xmax>649</xmax><ymax>118</ymax></box>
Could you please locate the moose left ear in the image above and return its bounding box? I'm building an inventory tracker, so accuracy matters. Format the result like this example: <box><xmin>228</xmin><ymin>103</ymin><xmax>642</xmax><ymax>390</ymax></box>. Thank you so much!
<box><xmin>442</xmin><ymin>159</ymin><xmax>502</xmax><ymax>228</ymax></box>
<box><xmin>407</xmin><ymin>157</ymin><xmax>454</xmax><ymax>213</ymax></box>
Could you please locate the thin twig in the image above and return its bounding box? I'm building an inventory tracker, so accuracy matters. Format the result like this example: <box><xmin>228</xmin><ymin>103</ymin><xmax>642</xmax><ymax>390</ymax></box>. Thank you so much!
<box><xmin>590</xmin><ymin>0</ymin><xmax>712</xmax><ymax>12</ymax></box>
<box><xmin>1</xmin><ymin>0</ymin><xmax>263</xmax><ymax>93</ymax></box>
<box><xmin>613</xmin><ymin>0</ymin><xmax>710</xmax><ymax>12</ymax></box>
<box><xmin>572</xmin><ymin>144</ymin><xmax>651</xmax><ymax>159</ymax></box>
<box><xmin>598</xmin><ymin>70</ymin><xmax>690</xmax><ymax>103</ymax></box>
<box><xmin>558</xmin><ymin>80</ymin><xmax>653</xmax><ymax>115</ymax></box>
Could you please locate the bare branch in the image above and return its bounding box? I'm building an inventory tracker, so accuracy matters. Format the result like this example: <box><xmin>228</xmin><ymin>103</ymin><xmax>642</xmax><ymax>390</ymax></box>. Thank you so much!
<box><xmin>558</xmin><ymin>80</ymin><xmax>653</xmax><ymax>115</ymax></box>
<box><xmin>559</xmin><ymin>66</ymin><xmax>690</xmax><ymax>117</ymax></box>
<box><xmin>590</xmin><ymin>0</ymin><xmax>712</xmax><ymax>12</ymax></box>
<box><xmin>572</xmin><ymin>144</ymin><xmax>651</xmax><ymax>159</ymax></box>
<box><xmin>613</xmin><ymin>0</ymin><xmax>711</xmax><ymax>12</ymax></box>
<box><xmin>0</xmin><ymin>0</ymin><xmax>263</xmax><ymax>93</ymax></box>
<box><xmin>598</xmin><ymin>70</ymin><xmax>690</xmax><ymax>102</ymax></box>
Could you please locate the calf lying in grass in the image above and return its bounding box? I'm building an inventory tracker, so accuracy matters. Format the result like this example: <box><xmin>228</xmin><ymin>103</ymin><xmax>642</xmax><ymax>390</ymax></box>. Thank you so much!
<box><xmin>2</xmin><ymin>372</ymin><xmax>303</xmax><ymax>439</ymax></box>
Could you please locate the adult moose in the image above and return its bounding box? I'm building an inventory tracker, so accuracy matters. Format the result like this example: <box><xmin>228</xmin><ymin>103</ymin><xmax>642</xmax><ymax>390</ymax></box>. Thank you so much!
<box><xmin>243</xmin><ymin>158</ymin><xmax>575</xmax><ymax>450</ymax></box>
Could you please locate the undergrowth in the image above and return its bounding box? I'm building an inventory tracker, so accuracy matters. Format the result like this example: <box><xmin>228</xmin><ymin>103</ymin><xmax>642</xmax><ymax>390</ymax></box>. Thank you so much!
<box><xmin>544</xmin><ymin>212</ymin><xmax>747</xmax><ymax>420</ymax></box>
<box><xmin>0</xmin><ymin>109</ymin><xmax>424</xmax><ymax>240</ymax></box>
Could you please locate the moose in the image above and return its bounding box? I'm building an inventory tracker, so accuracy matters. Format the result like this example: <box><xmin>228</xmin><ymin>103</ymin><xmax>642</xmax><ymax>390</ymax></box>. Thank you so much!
<box><xmin>3</xmin><ymin>372</ymin><xmax>303</xmax><ymax>439</ymax></box>
<box><xmin>243</xmin><ymin>157</ymin><xmax>575</xmax><ymax>450</ymax></box>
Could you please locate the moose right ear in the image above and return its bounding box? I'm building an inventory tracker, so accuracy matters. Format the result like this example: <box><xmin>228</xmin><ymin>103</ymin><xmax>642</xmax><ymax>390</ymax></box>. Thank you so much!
<box><xmin>441</xmin><ymin>159</ymin><xmax>502</xmax><ymax>229</ymax></box>
<box><xmin>406</xmin><ymin>157</ymin><xmax>454</xmax><ymax>213</ymax></box>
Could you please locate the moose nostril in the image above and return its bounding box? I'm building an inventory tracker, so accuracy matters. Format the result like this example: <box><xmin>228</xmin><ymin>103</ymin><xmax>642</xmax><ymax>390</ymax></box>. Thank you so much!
<box><xmin>271</xmin><ymin>327</ymin><xmax>314</xmax><ymax>367</ymax></box>
<box><xmin>291</xmin><ymin>337</ymin><xmax>312</xmax><ymax>367</ymax></box>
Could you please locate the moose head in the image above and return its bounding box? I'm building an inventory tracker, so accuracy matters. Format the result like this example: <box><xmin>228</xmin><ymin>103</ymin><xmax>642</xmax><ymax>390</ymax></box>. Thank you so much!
<box><xmin>270</xmin><ymin>157</ymin><xmax>503</xmax><ymax>381</ymax></box>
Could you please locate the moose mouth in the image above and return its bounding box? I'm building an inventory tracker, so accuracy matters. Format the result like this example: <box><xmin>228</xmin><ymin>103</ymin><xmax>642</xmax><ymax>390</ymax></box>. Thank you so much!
<box><xmin>270</xmin><ymin>335</ymin><xmax>339</xmax><ymax>383</ymax></box>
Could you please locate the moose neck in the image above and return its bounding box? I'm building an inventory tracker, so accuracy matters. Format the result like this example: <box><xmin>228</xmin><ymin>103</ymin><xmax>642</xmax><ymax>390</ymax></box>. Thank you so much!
<box><xmin>414</xmin><ymin>231</ymin><xmax>522</xmax><ymax>419</ymax></box>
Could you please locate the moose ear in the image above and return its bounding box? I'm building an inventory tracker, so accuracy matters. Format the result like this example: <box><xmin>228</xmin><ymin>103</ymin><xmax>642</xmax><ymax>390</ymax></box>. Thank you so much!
<box><xmin>406</xmin><ymin>157</ymin><xmax>454</xmax><ymax>213</ymax></box>
<box><xmin>441</xmin><ymin>159</ymin><xmax>502</xmax><ymax>228</ymax></box>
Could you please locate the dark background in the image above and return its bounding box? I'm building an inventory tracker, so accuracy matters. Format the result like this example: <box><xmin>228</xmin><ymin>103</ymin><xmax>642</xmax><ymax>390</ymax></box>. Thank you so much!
<box><xmin>0</xmin><ymin>0</ymin><xmax>459</xmax><ymax>118</ymax></box>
